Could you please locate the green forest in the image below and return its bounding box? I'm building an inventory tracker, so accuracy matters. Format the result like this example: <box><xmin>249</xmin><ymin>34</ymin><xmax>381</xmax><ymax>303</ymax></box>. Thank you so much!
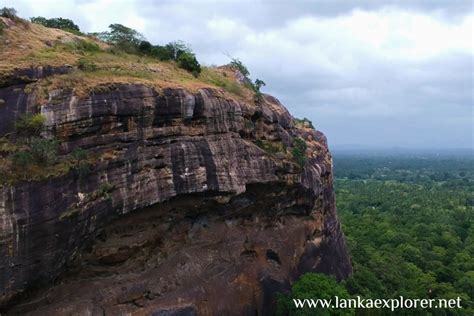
<box><xmin>280</xmin><ymin>152</ymin><xmax>473</xmax><ymax>315</ymax></box>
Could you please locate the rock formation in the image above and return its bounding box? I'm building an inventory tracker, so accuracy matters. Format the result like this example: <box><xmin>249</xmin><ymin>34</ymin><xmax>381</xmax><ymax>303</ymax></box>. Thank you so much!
<box><xmin>0</xmin><ymin>18</ymin><xmax>351</xmax><ymax>315</ymax></box>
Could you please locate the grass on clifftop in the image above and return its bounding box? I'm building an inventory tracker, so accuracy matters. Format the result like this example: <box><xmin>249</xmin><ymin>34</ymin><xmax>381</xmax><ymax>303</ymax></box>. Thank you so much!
<box><xmin>0</xmin><ymin>17</ymin><xmax>254</xmax><ymax>103</ymax></box>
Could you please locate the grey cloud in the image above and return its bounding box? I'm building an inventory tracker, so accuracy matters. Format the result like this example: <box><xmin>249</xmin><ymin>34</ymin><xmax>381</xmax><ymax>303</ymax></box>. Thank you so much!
<box><xmin>136</xmin><ymin>0</ymin><xmax>472</xmax><ymax>30</ymax></box>
<box><xmin>6</xmin><ymin>0</ymin><xmax>473</xmax><ymax>149</ymax></box>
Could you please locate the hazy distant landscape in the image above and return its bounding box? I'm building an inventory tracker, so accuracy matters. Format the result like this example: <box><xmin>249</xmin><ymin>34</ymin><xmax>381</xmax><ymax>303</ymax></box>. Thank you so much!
<box><xmin>275</xmin><ymin>151</ymin><xmax>474</xmax><ymax>314</ymax></box>
<box><xmin>0</xmin><ymin>1</ymin><xmax>472</xmax><ymax>315</ymax></box>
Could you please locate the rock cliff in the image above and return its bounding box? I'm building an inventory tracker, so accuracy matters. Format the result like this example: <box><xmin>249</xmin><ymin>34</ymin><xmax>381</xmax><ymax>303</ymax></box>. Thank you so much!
<box><xmin>0</xmin><ymin>19</ymin><xmax>351</xmax><ymax>315</ymax></box>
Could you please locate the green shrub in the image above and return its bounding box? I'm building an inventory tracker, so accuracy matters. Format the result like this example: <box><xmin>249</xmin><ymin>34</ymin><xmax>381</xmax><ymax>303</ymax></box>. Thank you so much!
<box><xmin>292</xmin><ymin>137</ymin><xmax>307</xmax><ymax>168</ymax></box>
<box><xmin>177</xmin><ymin>51</ymin><xmax>201</xmax><ymax>76</ymax></box>
<box><xmin>0</xmin><ymin>7</ymin><xmax>17</xmax><ymax>19</ymax></box>
<box><xmin>165</xmin><ymin>41</ymin><xmax>190</xmax><ymax>59</ymax></box>
<box><xmin>201</xmin><ymin>68</ymin><xmax>244</xmax><ymax>97</ymax></box>
<box><xmin>11</xmin><ymin>151</ymin><xmax>33</xmax><ymax>167</ymax></box>
<box><xmin>71</xmin><ymin>147</ymin><xmax>91</xmax><ymax>178</ymax></box>
<box><xmin>77</xmin><ymin>57</ymin><xmax>97</xmax><ymax>71</ymax></box>
<box><xmin>75</xmin><ymin>40</ymin><xmax>100</xmax><ymax>53</ymax></box>
<box><xmin>30</xmin><ymin>16</ymin><xmax>81</xmax><ymax>34</ymax></box>
<box><xmin>229</xmin><ymin>58</ymin><xmax>250</xmax><ymax>78</ymax></box>
<box><xmin>294</xmin><ymin>118</ymin><xmax>315</xmax><ymax>129</ymax></box>
<box><xmin>59</xmin><ymin>40</ymin><xmax>100</xmax><ymax>54</ymax></box>
<box><xmin>254</xmin><ymin>78</ymin><xmax>266</xmax><ymax>91</ymax></box>
<box><xmin>71</xmin><ymin>147</ymin><xmax>87</xmax><ymax>161</ymax></box>
<box><xmin>253</xmin><ymin>78</ymin><xmax>266</xmax><ymax>103</ymax></box>
<box><xmin>97</xmin><ymin>23</ymin><xmax>143</xmax><ymax>53</ymax></box>
<box><xmin>145</xmin><ymin>40</ymin><xmax>202</xmax><ymax>75</ymax></box>
<box><xmin>138</xmin><ymin>40</ymin><xmax>153</xmax><ymax>54</ymax></box>
<box><xmin>227</xmin><ymin>58</ymin><xmax>267</xmax><ymax>103</ymax></box>
<box><xmin>30</xmin><ymin>138</ymin><xmax>59</xmax><ymax>165</ymax></box>
<box><xmin>277</xmin><ymin>273</ymin><xmax>353</xmax><ymax>315</ymax></box>
<box><xmin>90</xmin><ymin>24</ymin><xmax>203</xmax><ymax>76</ymax></box>
<box><xmin>97</xmin><ymin>182</ymin><xmax>114</xmax><ymax>199</ymax></box>
<box><xmin>14</xmin><ymin>114</ymin><xmax>46</xmax><ymax>138</ymax></box>
<box><xmin>150</xmin><ymin>45</ymin><xmax>173</xmax><ymax>60</ymax></box>
<box><xmin>255</xmin><ymin>139</ymin><xmax>283</xmax><ymax>155</ymax></box>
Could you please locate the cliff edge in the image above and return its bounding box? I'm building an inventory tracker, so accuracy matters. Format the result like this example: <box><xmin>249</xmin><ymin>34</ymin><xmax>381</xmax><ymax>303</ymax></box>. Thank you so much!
<box><xmin>0</xmin><ymin>18</ymin><xmax>351</xmax><ymax>315</ymax></box>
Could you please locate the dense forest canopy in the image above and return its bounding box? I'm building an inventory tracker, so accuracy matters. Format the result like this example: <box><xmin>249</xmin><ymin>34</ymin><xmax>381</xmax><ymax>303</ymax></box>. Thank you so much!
<box><xmin>280</xmin><ymin>153</ymin><xmax>473</xmax><ymax>315</ymax></box>
<box><xmin>2</xmin><ymin>7</ymin><xmax>471</xmax><ymax>315</ymax></box>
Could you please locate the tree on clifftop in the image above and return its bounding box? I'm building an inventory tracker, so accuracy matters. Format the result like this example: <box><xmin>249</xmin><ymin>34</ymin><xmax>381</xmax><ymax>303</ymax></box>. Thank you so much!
<box><xmin>30</xmin><ymin>16</ymin><xmax>81</xmax><ymax>34</ymax></box>
<box><xmin>97</xmin><ymin>23</ymin><xmax>144</xmax><ymax>53</ymax></box>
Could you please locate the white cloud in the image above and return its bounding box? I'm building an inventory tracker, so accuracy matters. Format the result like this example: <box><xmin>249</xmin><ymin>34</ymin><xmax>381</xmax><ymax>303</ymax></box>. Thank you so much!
<box><xmin>5</xmin><ymin>0</ymin><xmax>473</xmax><ymax>149</ymax></box>
<box><xmin>77</xmin><ymin>0</ymin><xmax>147</xmax><ymax>32</ymax></box>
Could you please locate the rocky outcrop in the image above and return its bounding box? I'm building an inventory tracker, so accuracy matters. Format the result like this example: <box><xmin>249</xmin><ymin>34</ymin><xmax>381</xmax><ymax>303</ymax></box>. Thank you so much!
<box><xmin>0</xmin><ymin>66</ymin><xmax>73</xmax><ymax>134</ymax></box>
<box><xmin>0</xmin><ymin>71</ymin><xmax>351</xmax><ymax>315</ymax></box>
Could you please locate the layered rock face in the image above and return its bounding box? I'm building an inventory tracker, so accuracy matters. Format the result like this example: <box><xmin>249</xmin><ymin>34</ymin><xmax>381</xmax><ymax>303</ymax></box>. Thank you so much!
<box><xmin>0</xmin><ymin>69</ymin><xmax>351</xmax><ymax>315</ymax></box>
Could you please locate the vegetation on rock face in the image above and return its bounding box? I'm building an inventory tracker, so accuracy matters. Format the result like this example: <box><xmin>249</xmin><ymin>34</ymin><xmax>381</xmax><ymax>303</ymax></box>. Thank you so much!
<box><xmin>14</xmin><ymin>114</ymin><xmax>46</xmax><ymax>138</ymax></box>
<box><xmin>5</xmin><ymin>139</ymin><xmax>60</xmax><ymax>182</ymax></box>
<box><xmin>29</xmin><ymin>137</ymin><xmax>59</xmax><ymax>165</ymax></box>
<box><xmin>294</xmin><ymin>117</ymin><xmax>315</xmax><ymax>129</ymax></box>
<box><xmin>11</xmin><ymin>151</ymin><xmax>34</xmax><ymax>168</ymax></box>
<box><xmin>0</xmin><ymin>114</ymin><xmax>96</xmax><ymax>185</ymax></box>
<box><xmin>2</xmin><ymin>8</ymin><xmax>470</xmax><ymax>316</ymax></box>
<box><xmin>254</xmin><ymin>136</ymin><xmax>310</xmax><ymax>167</ymax></box>
<box><xmin>0</xmin><ymin>7</ymin><xmax>287</xmax><ymax>185</ymax></box>
<box><xmin>70</xmin><ymin>147</ymin><xmax>91</xmax><ymax>179</ymax></box>
<box><xmin>255</xmin><ymin>139</ymin><xmax>286</xmax><ymax>156</ymax></box>
<box><xmin>291</xmin><ymin>137</ymin><xmax>307</xmax><ymax>167</ymax></box>
<box><xmin>97</xmin><ymin>182</ymin><xmax>115</xmax><ymax>199</ymax></box>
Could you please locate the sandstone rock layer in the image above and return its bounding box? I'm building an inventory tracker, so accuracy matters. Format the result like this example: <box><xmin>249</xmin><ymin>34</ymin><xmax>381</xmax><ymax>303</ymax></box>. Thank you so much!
<box><xmin>0</xmin><ymin>68</ymin><xmax>351</xmax><ymax>315</ymax></box>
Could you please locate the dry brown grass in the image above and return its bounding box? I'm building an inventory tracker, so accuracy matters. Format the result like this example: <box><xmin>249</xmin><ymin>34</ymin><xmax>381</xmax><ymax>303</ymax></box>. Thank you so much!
<box><xmin>0</xmin><ymin>136</ymin><xmax>99</xmax><ymax>186</ymax></box>
<box><xmin>0</xmin><ymin>17</ymin><xmax>255</xmax><ymax>103</ymax></box>
<box><xmin>0</xmin><ymin>17</ymin><xmax>107</xmax><ymax>71</ymax></box>
<box><xmin>33</xmin><ymin>66</ymin><xmax>251</xmax><ymax>105</ymax></box>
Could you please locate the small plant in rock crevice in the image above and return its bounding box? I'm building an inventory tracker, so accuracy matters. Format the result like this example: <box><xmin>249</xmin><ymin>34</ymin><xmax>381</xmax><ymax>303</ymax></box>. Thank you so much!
<box><xmin>14</xmin><ymin>114</ymin><xmax>46</xmax><ymax>138</ymax></box>
<box><xmin>292</xmin><ymin>137</ymin><xmax>307</xmax><ymax>168</ymax></box>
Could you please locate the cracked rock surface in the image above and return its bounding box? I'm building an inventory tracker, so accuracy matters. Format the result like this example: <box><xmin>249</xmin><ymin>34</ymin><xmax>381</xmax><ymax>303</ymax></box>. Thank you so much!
<box><xmin>0</xmin><ymin>69</ymin><xmax>351</xmax><ymax>315</ymax></box>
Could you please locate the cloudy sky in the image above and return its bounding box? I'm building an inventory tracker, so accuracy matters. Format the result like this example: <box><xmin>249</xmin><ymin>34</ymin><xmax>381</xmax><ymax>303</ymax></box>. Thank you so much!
<box><xmin>7</xmin><ymin>0</ymin><xmax>473</xmax><ymax>149</ymax></box>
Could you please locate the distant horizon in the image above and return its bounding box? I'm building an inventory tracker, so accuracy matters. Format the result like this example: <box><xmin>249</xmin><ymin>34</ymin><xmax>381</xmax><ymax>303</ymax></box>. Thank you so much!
<box><xmin>330</xmin><ymin>145</ymin><xmax>473</xmax><ymax>158</ymax></box>
<box><xmin>330</xmin><ymin>144</ymin><xmax>473</xmax><ymax>151</ymax></box>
